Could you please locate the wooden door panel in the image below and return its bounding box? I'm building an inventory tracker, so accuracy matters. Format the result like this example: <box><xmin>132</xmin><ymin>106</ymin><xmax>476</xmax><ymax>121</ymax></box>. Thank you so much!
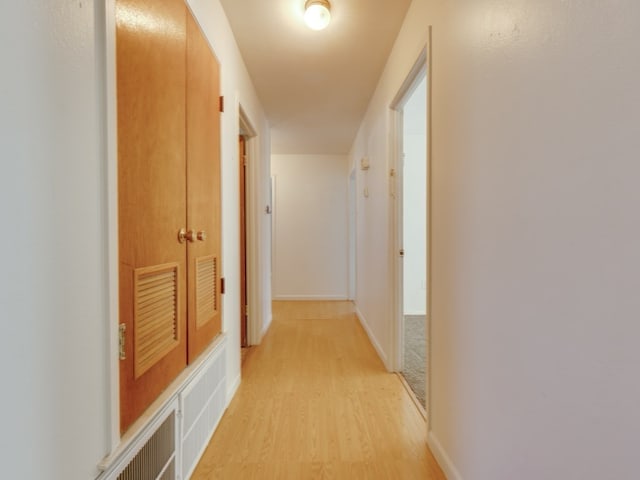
<box><xmin>133</xmin><ymin>263</ymin><xmax>181</xmax><ymax>378</ymax></box>
<box><xmin>117</xmin><ymin>0</ymin><xmax>188</xmax><ymax>433</ymax></box>
<box><xmin>239</xmin><ymin>136</ymin><xmax>248</xmax><ymax>347</ymax></box>
<box><xmin>194</xmin><ymin>255</ymin><xmax>218</xmax><ymax>328</ymax></box>
<box><xmin>186</xmin><ymin>12</ymin><xmax>222</xmax><ymax>362</ymax></box>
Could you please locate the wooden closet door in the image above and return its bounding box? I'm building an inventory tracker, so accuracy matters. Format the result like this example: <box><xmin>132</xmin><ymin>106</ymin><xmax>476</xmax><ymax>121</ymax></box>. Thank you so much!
<box><xmin>186</xmin><ymin>12</ymin><xmax>222</xmax><ymax>362</ymax></box>
<box><xmin>116</xmin><ymin>0</ymin><xmax>188</xmax><ymax>433</ymax></box>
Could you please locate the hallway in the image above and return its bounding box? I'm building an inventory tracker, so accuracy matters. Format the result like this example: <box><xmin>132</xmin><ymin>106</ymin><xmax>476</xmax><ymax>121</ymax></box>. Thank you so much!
<box><xmin>191</xmin><ymin>301</ymin><xmax>444</xmax><ymax>479</ymax></box>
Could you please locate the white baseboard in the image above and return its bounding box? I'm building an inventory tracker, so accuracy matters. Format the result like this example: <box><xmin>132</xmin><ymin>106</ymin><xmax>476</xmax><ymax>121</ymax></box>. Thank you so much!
<box><xmin>226</xmin><ymin>373</ymin><xmax>241</xmax><ymax>407</ymax></box>
<box><xmin>262</xmin><ymin>312</ymin><xmax>272</xmax><ymax>336</ymax></box>
<box><xmin>354</xmin><ymin>306</ymin><xmax>390</xmax><ymax>371</ymax></box>
<box><xmin>428</xmin><ymin>431</ymin><xmax>463</xmax><ymax>480</ymax></box>
<box><xmin>272</xmin><ymin>295</ymin><xmax>349</xmax><ymax>301</ymax></box>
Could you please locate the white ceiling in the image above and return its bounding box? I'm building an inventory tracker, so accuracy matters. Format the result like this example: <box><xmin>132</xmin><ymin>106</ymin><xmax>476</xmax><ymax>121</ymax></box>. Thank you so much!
<box><xmin>219</xmin><ymin>0</ymin><xmax>412</xmax><ymax>154</ymax></box>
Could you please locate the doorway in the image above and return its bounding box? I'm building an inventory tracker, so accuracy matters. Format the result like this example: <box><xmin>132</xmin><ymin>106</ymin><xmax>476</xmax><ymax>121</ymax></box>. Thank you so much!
<box><xmin>239</xmin><ymin>135</ymin><xmax>248</xmax><ymax>348</ymax></box>
<box><xmin>238</xmin><ymin>108</ymin><xmax>258</xmax><ymax>364</ymax></box>
<box><xmin>391</xmin><ymin>51</ymin><xmax>429</xmax><ymax>414</ymax></box>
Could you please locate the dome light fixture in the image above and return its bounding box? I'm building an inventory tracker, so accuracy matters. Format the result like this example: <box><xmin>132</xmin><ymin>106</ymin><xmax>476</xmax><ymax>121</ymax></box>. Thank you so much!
<box><xmin>304</xmin><ymin>0</ymin><xmax>331</xmax><ymax>31</ymax></box>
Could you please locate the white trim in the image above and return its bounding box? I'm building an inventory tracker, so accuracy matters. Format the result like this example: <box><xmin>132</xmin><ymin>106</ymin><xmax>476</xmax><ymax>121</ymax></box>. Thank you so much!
<box><xmin>389</xmin><ymin>42</ymin><xmax>432</xmax><ymax>427</ymax></box>
<box><xmin>239</xmin><ymin>105</ymin><xmax>257</xmax><ymax>137</ymax></box>
<box><xmin>355</xmin><ymin>307</ymin><xmax>391</xmax><ymax>371</ymax></box>
<box><xmin>426</xmin><ymin>27</ymin><xmax>434</xmax><ymax>433</ymax></box>
<box><xmin>348</xmin><ymin>169</ymin><xmax>357</xmax><ymax>301</ymax></box>
<box><xmin>391</xmin><ymin>49</ymin><xmax>428</xmax><ymax>111</ymax></box>
<box><xmin>98</xmin><ymin>335</ymin><xmax>227</xmax><ymax>472</ymax></box>
<box><xmin>237</xmin><ymin>101</ymin><xmax>271</xmax><ymax>345</ymax></box>
<box><xmin>98</xmin><ymin>399</ymin><xmax>180</xmax><ymax>480</ymax></box>
<box><xmin>103</xmin><ymin>0</ymin><xmax>120</xmax><ymax>451</ymax></box>
<box><xmin>270</xmin><ymin>174</ymin><xmax>278</xmax><ymax>300</ymax></box>
<box><xmin>428</xmin><ymin>432</ymin><xmax>463</xmax><ymax>480</ymax></box>
<box><xmin>226</xmin><ymin>372</ymin><xmax>241</xmax><ymax>407</ymax></box>
<box><xmin>404</xmin><ymin>311</ymin><xmax>427</xmax><ymax>317</ymax></box>
<box><xmin>238</xmin><ymin>105</ymin><xmax>263</xmax><ymax>346</ymax></box>
<box><xmin>248</xmin><ymin>135</ymin><xmax>262</xmax><ymax>346</ymax></box>
<box><xmin>273</xmin><ymin>295</ymin><xmax>350</xmax><ymax>301</ymax></box>
<box><xmin>178</xmin><ymin>343</ymin><xmax>227</xmax><ymax>480</ymax></box>
<box><xmin>389</xmin><ymin>107</ymin><xmax>404</xmax><ymax>373</ymax></box>
<box><xmin>181</xmin><ymin>400</ymin><xmax>220</xmax><ymax>480</ymax></box>
<box><xmin>261</xmin><ymin>311</ymin><xmax>273</xmax><ymax>338</ymax></box>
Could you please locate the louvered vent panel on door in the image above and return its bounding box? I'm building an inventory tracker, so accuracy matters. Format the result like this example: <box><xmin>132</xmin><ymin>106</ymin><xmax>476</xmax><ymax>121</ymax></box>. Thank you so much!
<box><xmin>134</xmin><ymin>263</ymin><xmax>180</xmax><ymax>378</ymax></box>
<box><xmin>195</xmin><ymin>256</ymin><xmax>217</xmax><ymax>328</ymax></box>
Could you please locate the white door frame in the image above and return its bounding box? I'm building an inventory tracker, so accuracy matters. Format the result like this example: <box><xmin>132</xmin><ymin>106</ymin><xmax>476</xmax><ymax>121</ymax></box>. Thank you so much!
<box><xmin>348</xmin><ymin>168</ymin><xmax>357</xmax><ymax>301</ymax></box>
<box><xmin>239</xmin><ymin>106</ymin><xmax>262</xmax><ymax>346</ymax></box>
<box><xmin>389</xmin><ymin>40</ymin><xmax>431</xmax><ymax>422</ymax></box>
<box><xmin>389</xmin><ymin>108</ymin><xmax>406</xmax><ymax>372</ymax></box>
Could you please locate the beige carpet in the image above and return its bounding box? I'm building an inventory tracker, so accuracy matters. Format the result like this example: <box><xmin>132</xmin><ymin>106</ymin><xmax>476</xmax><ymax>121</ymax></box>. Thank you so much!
<box><xmin>402</xmin><ymin>314</ymin><xmax>426</xmax><ymax>407</ymax></box>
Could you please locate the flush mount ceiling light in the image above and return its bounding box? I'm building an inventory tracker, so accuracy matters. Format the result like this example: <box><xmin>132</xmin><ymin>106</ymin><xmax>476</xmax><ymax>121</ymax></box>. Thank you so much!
<box><xmin>304</xmin><ymin>0</ymin><xmax>331</xmax><ymax>31</ymax></box>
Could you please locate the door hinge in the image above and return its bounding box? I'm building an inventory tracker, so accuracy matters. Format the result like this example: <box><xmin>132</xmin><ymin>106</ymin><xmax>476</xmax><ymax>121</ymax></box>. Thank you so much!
<box><xmin>219</xmin><ymin>95</ymin><xmax>225</xmax><ymax>113</ymax></box>
<box><xmin>221</xmin><ymin>277</ymin><xmax>226</xmax><ymax>294</ymax></box>
<box><xmin>118</xmin><ymin>323</ymin><xmax>126</xmax><ymax>360</ymax></box>
<box><xmin>399</xmin><ymin>249</ymin><xmax>405</xmax><ymax>257</ymax></box>
<box><xmin>243</xmin><ymin>304</ymin><xmax>249</xmax><ymax>316</ymax></box>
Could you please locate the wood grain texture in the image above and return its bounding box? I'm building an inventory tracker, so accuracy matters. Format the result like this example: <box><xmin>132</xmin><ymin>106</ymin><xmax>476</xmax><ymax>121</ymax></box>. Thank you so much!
<box><xmin>117</xmin><ymin>0</ymin><xmax>188</xmax><ymax>433</ymax></box>
<box><xmin>133</xmin><ymin>263</ymin><xmax>180</xmax><ymax>379</ymax></box>
<box><xmin>186</xmin><ymin>10</ymin><xmax>222</xmax><ymax>362</ymax></box>
<box><xmin>239</xmin><ymin>135</ymin><xmax>248</xmax><ymax>347</ymax></box>
<box><xmin>191</xmin><ymin>301</ymin><xmax>445</xmax><ymax>479</ymax></box>
<box><xmin>195</xmin><ymin>255</ymin><xmax>217</xmax><ymax>328</ymax></box>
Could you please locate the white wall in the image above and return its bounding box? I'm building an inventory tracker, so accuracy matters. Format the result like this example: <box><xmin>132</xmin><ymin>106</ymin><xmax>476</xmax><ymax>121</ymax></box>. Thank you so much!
<box><xmin>0</xmin><ymin>1</ymin><xmax>271</xmax><ymax>477</ymax></box>
<box><xmin>272</xmin><ymin>155</ymin><xmax>349</xmax><ymax>300</ymax></box>
<box><xmin>0</xmin><ymin>2</ymin><xmax>109</xmax><ymax>478</ymax></box>
<box><xmin>351</xmin><ymin>0</ymin><xmax>640</xmax><ymax>478</ymax></box>
<box><xmin>403</xmin><ymin>76</ymin><xmax>427</xmax><ymax>315</ymax></box>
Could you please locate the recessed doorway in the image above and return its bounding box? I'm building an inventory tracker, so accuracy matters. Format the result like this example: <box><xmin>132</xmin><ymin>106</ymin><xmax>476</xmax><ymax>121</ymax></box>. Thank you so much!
<box><xmin>391</xmin><ymin>49</ymin><xmax>429</xmax><ymax>415</ymax></box>
<box><xmin>238</xmin><ymin>107</ymin><xmax>258</xmax><ymax>366</ymax></box>
<box><xmin>239</xmin><ymin>134</ymin><xmax>249</xmax><ymax>348</ymax></box>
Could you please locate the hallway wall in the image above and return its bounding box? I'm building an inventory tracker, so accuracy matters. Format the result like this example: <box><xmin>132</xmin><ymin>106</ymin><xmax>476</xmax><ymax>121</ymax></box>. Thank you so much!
<box><xmin>351</xmin><ymin>0</ymin><xmax>640</xmax><ymax>479</ymax></box>
<box><xmin>271</xmin><ymin>154</ymin><xmax>349</xmax><ymax>300</ymax></box>
<box><xmin>0</xmin><ymin>3</ymin><xmax>109</xmax><ymax>478</ymax></box>
<box><xmin>0</xmin><ymin>1</ymin><xmax>271</xmax><ymax>477</ymax></box>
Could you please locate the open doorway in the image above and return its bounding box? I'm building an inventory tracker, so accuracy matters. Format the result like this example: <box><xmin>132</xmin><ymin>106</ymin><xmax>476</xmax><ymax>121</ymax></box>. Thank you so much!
<box><xmin>391</xmin><ymin>50</ymin><xmax>429</xmax><ymax>414</ymax></box>
<box><xmin>401</xmin><ymin>74</ymin><xmax>427</xmax><ymax>407</ymax></box>
<box><xmin>239</xmin><ymin>108</ymin><xmax>258</xmax><ymax>366</ymax></box>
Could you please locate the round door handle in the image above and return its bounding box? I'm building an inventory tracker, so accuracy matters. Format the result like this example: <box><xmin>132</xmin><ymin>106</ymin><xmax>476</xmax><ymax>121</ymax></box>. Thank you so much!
<box><xmin>197</xmin><ymin>230</ymin><xmax>207</xmax><ymax>241</ymax></box>
<box><xmin>178</xmin><ymin>228</ymin><xmax>187</xmax><ymax>244</ymax></box>
<box><xmin>186</xmin><ymin>230</ymin><xmax>197</xmax><ymax>242</ymax></box>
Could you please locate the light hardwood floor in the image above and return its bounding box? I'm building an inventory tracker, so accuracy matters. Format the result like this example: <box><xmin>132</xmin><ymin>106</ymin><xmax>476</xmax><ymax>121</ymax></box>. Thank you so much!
<box><xmin>191</xmin><ymin>301</ymin><xmax>445</xmax><ymax>479</ymax></box>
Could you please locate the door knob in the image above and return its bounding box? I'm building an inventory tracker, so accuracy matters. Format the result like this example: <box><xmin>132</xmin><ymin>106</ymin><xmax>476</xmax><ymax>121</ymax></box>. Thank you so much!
<box><xmin>179</xmin><ymin>228</ymin><xmax>204</xmax><ymax>243</ymax></box>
